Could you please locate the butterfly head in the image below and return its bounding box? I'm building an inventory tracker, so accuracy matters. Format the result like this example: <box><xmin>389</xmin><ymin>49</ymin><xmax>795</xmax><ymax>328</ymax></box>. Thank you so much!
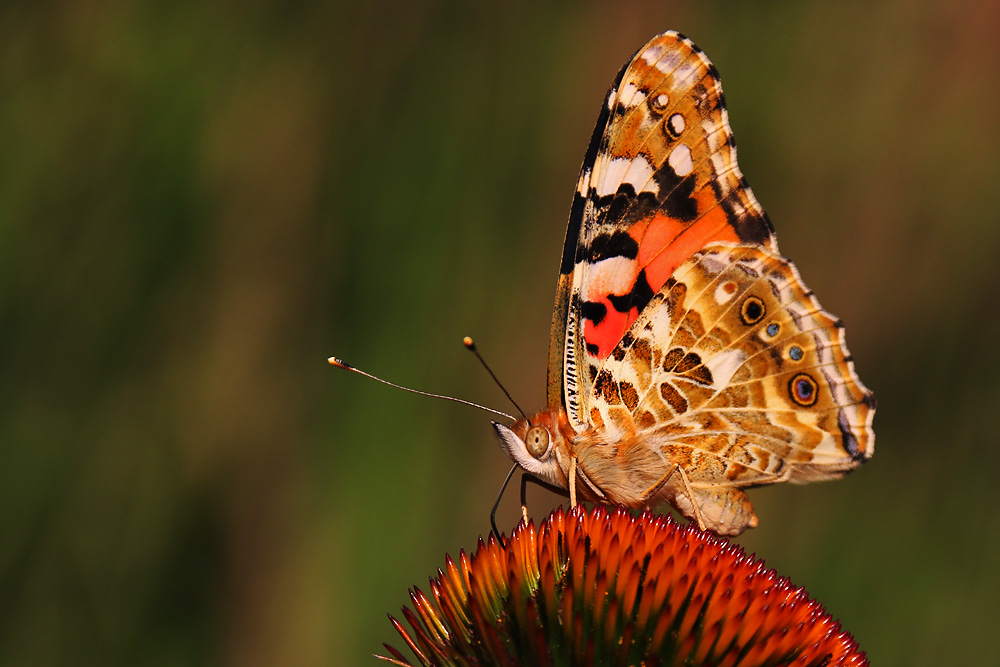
<box><xmin>491</xmin><ymin>408</ymin><xmax>573</xmax><ymax>490</ymax></box>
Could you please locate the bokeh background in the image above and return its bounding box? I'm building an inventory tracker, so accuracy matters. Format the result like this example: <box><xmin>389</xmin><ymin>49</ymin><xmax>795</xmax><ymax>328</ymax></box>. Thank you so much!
<box><xmin>3</xmin><ymin>0</ymin><xmax>999</xmax><ymax>664</ymax></box>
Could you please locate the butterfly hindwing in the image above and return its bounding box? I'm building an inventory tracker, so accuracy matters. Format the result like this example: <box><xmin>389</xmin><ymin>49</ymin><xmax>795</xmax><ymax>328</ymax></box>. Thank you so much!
<box><xmin>589</xmin><ymin>245</ymin><xmax>874</xmax><ymax>492</ymax></box>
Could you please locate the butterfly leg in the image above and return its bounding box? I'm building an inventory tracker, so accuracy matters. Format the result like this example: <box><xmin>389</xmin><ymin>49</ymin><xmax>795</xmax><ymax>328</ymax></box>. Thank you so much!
<box><xmin>518</xmin><ymin>473</ymin><xmax>575</xmax><ymax>517</ymax></box>
<box><xmin>638</xmin><ymin>464</ymin><xmax>707</xmax><ymax>531</ymax></box>
<box><xmin>640</xmin><ymin>464</ymin><xmax>680</xmax><ymax>504</ymax></box>
<box><xmin>568</xmin><ymin>456</ymin><xmax>578</xmax><ymax>508</ymax></box>
<box><xmin>674</xmin><ymin>466</ymin><xmax>708</xmax><ymax>532</ymax></box>
<box><xmin>517</xmin><ymin>474</ymin><xmax>530</xmax><ymax>524</ymax></box>
<box><xmin>491</xmin><ymin>463</ymin><xmax>520</xmax><ymax>545</ymax></box>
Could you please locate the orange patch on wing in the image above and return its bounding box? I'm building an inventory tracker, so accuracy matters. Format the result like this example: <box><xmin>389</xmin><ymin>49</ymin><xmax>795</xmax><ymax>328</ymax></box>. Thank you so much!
<box><xmin>583</xmin><ymin>256</ymin><xmax>640</xmax><ymax>360</ymax></box>
<box><xmin>583</xmin><ymin>202</ymin><xmax>740</xmax><ymax>362</ymax></box>
<box><xmin>634</xmin><ymin>214</ymin><xmax>685</xmax><ymax>267</ymax></box>
<box><xmin>586</xmin><ymin>300</ymin><xmax>637</xmax><ymax>360</ymax></box>
<box><xmin>634</xmin><ymin>207</ymin><xmax>740</xmax><ymax>291</ymax></box>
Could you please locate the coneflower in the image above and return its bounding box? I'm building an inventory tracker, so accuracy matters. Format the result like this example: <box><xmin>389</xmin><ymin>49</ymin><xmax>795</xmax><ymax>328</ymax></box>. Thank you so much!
<box><xmin>380</xmin><ymin>505</ymin><xmax>866</xmax><ymax>667</ymax></box>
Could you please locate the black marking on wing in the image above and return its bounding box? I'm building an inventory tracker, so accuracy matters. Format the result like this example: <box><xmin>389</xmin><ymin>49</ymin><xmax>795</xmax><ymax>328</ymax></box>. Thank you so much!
<box><xmin>602</xmin><ymin>135</ymin><xmax>696</xmax><ymax>226</ymax></box>
<box><xmin>660</xmin><ymin>175</ymin><xmax>699</xmax><ymax>222</ymax></box>
<box><xmin>674</xmin><ymin>351</ymin><xmax>702</xmax><ymax>373</ymax></box>
<box><xmin>587</xmin><ymin>184</ymin><xmax>659</xmax><ymax>237</ymax></box>
<box><xmin>720</xmin><ymin>184</ymin><xmax>775</xmax><ymax>244</ymax></box>
<box><xmin>578</xmin><ymin>229</ymin><xmax>639</xmax><ymax>263</ymax></box>
<box><xmin>559</xmin><ymin>51</ymin><xmax>638</xmax><ymax>277</ymax></box>
<box><xmin>662</xmin><ymin>347</ymin><xmax>685</xmax><ymax>372</ymax></box>
<box><xmin>561</xmin><ymin>192</ymin><xmax>588</xmax><ymax>275</ymax></box>
<box><xmin>602</xmin><ymin>186</ymin><xmax>638</xmax><ymax>227</ymax></box>
<box><xmin>619</xmin><ymin>381</ymin><xmax>639</xmax><ymax>410</ymax></box>
<box><xmin>607</xmin><ymin>268</ymin><xmax>655</xmax><ymax>315</ymax></box>
<box><xmin>683</xmin><ymin>364</ymin><xmax>714</xmax><ymax>386</ymax></box>
<box><xmin>594</xmin><ymin>369</ymin><xmax>621</xmax><ymax>405</ymax></box>
<box><xmin>581</xmin><ymin>301</ymin><xmax>607</xmax><ymax>325</ymax></box>
<box><xmin>838</xmin><ymin>410</ymin><xmax>869</xmax><ymax>462</ymax></box>
<box><xmin>660</xmin><ymin>382</ymin><xmax>689</xmax><ymax>414</ymax></box>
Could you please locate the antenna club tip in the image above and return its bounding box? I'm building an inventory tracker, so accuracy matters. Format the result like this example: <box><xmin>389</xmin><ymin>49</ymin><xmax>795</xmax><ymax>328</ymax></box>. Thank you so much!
<box><xmin>328</xmin><ymin>356</ymin><xmax>352</xmax><ymax>369</ymax></box>
<box><xmin>463</xmin><ymin>336</ymin><xmax>476</xmax><ymax>350</ymax></box>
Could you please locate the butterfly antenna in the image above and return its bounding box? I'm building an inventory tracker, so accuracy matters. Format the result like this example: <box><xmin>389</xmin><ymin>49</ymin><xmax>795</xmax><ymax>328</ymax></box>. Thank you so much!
<box><xmin>328</xmin><ymin>357</ymin><xmax>514</xmax><ymax>421</ymax></box>
<box><xmin>463</xmin><ymin>337</ymin><xmax>528</xmax><ymax>421</ymax></box>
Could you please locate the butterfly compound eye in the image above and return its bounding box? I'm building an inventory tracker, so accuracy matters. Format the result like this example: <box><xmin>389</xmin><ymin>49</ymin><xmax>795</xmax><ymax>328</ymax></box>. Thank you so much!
<box><xmin>525</xmin><ymin>426</ymin><xmax>550</xmax><ymax>459</ymax></box>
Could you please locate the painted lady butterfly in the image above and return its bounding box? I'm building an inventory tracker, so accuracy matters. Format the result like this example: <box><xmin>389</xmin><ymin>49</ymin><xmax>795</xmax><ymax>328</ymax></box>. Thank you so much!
<box><xmin>492</xmin><ymin>31</ymin><xmax>876</xmax><ymax>536</ymax></box>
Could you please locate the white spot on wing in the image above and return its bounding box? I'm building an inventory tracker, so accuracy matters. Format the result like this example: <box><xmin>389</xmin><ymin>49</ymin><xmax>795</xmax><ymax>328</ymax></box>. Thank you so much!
<box><xmin>585</xmin><ymin>256</ymin><xmax>638</xmax><ymax>298</ymax></box>
<box><xmin>595</xmin><ymin>156</ymin><xmax>658</xmax><ymax>197</ymax></box>
<box><xmin>642</xmin><ymin>44</ymin><xmax>684</xmax><ymax>74</ymax></box>
<box><xmin>648</xmin><ymin>303</ymin><xmax>673</xmax><ymax>334</ymax></box>
<box><xmin>668</xmin><ymin>113</ymin><xmax>685</xmax><ymax>135</ymax></box>
<box><xmin>668</xmin><ymin>144</ymin><xmax>693</xmax><ymax>176</ymax></box>
<box><xmin>673</xmin><ymin>61</ymin><xmax>700</xmax><ymax>87</ymax></box>
<box><xmin>641</xmin><ymin>43</ymin><xmax>665</xmax><ymax>67</ymax></box>
<box><xmin>713</xmin><ymin>282</ymin><xmax>736</xmax><ymax>305</ymax></box>
<box><xmin>617</xmin><ymin>81</ymin><xmax>642</xmax><ymax>108</ymax></box>
<box><xmin>705</xmin><ymin>349</ymin><xmax>746</xmax><ymax>389</ymax></box>
<box><xmin>702</xmin><ymin>118</ymin><xmax>727</xmax><ymax>152</ymax></box>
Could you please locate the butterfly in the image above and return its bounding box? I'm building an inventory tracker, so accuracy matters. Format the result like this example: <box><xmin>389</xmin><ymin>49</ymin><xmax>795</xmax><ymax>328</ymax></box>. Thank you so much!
<box><xmin>492</xmin><ymin>31</ymin><xmax>876</xmax><ymax>536</ymax></box>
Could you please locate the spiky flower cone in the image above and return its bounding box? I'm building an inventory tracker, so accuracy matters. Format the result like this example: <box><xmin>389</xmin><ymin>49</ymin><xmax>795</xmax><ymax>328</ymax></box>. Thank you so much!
<box><xmin>380</xmin><ymin>505</ymin><xmax>866</xmax><ymax>667</ymax></box>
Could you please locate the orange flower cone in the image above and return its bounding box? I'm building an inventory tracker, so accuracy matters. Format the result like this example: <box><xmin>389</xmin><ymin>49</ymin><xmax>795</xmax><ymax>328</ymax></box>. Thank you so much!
<box><xmin>380</xmin><ymin>505</ymin><xmax>866</xmax><ymax>667</ymax></box>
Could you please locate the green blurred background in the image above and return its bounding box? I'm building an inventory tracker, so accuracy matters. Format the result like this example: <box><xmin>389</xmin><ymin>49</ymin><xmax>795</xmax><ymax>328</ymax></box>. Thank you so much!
<box><xmin>2</xmin><ymin>0</ymin><xmax>999</xmax><ymax>664</ymax></box>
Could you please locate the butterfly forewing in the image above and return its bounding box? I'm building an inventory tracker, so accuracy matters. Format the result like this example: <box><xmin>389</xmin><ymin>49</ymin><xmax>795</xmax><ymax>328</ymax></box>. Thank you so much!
<box><xmin>550</xmin><ymin>32</ymin><xmax>779</xmax><ymax>431</ymax></box>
